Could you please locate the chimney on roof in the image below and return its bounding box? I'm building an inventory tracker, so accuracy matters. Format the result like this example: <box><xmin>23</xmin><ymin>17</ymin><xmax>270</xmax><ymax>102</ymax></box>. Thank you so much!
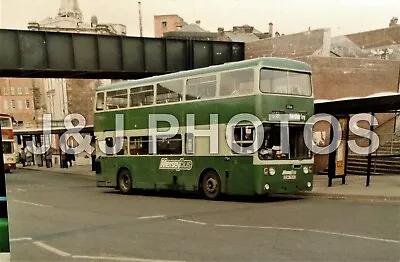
<box><xmin>269</xmin><ymin>22</ymin><xmax>273</xmax><ymax>36</ymax></box>
<box><xmin>275</xmin><ymin>31</ymin><xmax>280</xmax><ymax>37</ymax></box>
<box><xmin>195</xmin><ymin>20</ymin><xmax>201</xmax><ymax>25</ymax></box>
<box><xmin>243</xmin><ymin>25</ymin><xmax>253</xmax><ymax>33</ymax></box>
<box><xmin>91</xmin><ymin>15</ymin><xmax>98</xmax><ymax>28</ymax></box>
<box><xmin>389</xmin><ymin>16</ymin><xmax>398</xmax><ymax>27</ymax></box>
<box><xmin>217</xmin><ymin>27</ymin><xmax>224</xmax><ymax>34</ymax></box>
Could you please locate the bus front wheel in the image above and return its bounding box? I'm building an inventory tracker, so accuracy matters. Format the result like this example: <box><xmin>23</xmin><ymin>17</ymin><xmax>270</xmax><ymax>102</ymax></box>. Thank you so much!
<box><xmin>201</xmin><ymin>170</ymin><xmax>221</xmax><ymax>200</ymax></box>
<box><xmin>118</xmin><ymin>169</ymin><xmax>133</xmax><ymax>195</ymax></box>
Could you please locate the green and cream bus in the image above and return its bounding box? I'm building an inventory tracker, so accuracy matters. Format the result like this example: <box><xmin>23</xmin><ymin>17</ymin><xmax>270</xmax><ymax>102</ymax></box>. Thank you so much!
<box><xmin>94</xmin><ymin>57</ymin><xmax>315</xmax><ymax>200</ymax></box>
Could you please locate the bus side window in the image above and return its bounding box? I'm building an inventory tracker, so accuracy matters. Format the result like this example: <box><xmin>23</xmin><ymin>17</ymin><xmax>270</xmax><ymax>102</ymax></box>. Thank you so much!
<box><xmin>130</xmin><ymin>85</ymin><xmax>154</xmax><ymax>107</ymax></box>
<box><xmin>106</xmin><ymin>89</ymin><xmax>128</xmax><ymax>110</ymax></box>
<box><xmin>232</xmin><ymin>126</ymin><xmax>255</xmax><ymax>154</ymax></box>
<box><xmin>96</xmin><ymin>92</ymin><xmax>105</xmax><ymax>111</ymax></box>
<box><xmin>129</xmin><ymin>136</ymin><xmax>152</xmax><ymax>155</ymax></box>
<box><xmin>156</xmin><ymin>80</ymin><xmax>183</xmax><ymax>104</ymax></box>
<box><xmin>186</xmin><ymin>75</ymin><xmax>216</xmax><ymax>101</ymax></box>
<box><xmin>105</xmin><ymin>137</ymin><xmax>114</xmax><ymax>155</ymax></box>
<box><xmin>156</xmin><ymin>134</ymin><xmax>182</xmax><ymax>155</ymax></box>
<box><xmin>220</xmin><ymin>68</ymin><xmax>254</xmax><ymax>97</ymax></box>
<box><xmin>185</xmin><ymin>133</ymin><xmax>194</xmax><ymax>154</ymax></box>
<box><xmin>116</xmin><ymin>137</ymin><xmax>128</xmax><ymax>155</ymax></box>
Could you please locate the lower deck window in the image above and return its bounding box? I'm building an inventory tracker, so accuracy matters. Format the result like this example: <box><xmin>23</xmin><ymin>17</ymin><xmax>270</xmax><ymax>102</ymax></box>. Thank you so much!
<box><xmin>156</xmin><ymin>134</ymin><xmax>182</xmax><ymax>155</ymax></box>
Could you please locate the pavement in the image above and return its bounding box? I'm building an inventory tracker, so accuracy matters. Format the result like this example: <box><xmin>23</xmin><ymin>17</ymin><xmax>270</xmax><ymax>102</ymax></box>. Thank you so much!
<box><xmin>15</xmin><ymin>164</ymin><xmax>400</xmax><ymax>201</ymax></box>
<box><xmin>4</xmin><ymin>169</ymin><xmax>400</xmax><ymax>262</ymax></box>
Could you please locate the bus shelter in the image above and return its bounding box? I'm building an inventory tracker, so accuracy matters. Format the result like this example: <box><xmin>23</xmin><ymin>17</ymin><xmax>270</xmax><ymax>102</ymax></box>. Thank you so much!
<box><xmin>314</xmin><ymin>93</ymin><xmax>400</xmax><ymax>187</ymax></box>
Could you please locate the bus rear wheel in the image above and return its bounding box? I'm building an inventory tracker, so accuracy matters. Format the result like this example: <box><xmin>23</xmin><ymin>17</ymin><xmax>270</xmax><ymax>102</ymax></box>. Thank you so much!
<box><xmin>201</xmin><ymin>170</ymin><xmax>221</xmax><ymax>200</ymax></box>
<box><xmin>118</xmin><ymin>169</ymin><xmax>133</xmax><ymax>195</ymax></box>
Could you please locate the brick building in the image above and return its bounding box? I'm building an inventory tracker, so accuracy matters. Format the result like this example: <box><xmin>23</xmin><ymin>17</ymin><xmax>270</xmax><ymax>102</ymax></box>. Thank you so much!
<box><xmin>0</xmin><ymin>78</ymin><xmax>35</xmax><ymax>124</ymax></box>
<box><xmin>154</xmin><ymin>14</ymin><xmax>187</xmax><ymax>37</ymax></box>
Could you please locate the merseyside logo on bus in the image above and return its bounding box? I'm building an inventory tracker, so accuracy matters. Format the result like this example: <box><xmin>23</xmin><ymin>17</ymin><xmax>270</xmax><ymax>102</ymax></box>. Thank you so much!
<box><xmin>159</xmin><ymin>158</ymin><xmax>193</xmax><ymax>171</ymax></box>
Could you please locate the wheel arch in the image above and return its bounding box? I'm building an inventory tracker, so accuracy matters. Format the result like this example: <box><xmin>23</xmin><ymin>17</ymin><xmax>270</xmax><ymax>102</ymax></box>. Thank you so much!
<box><xmin>198</xmin><ymin>168</ymin><xmax>222</xmax><ymax>192</ymax></box>
<box><xmin>116</xmin><ymin>166</ymin><xmax>132</xmax><ymax>189</ymax></box>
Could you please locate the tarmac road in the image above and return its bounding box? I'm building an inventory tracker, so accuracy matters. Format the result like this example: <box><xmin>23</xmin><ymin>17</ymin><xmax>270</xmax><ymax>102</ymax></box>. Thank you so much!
<box><xmin>4</xmin><ymin>169</ymin><xmax>400</xmax><ymax>262</ymax></box>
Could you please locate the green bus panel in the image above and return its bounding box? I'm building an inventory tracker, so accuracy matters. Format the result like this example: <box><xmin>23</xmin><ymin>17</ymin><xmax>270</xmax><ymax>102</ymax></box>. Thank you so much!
<box><xmin>0</xmin><ymin>218</ymin><xmax>10</xmax><ymax>253</ymax></box>
<box><xmin>94</xmin><ymin>95</ymin><xmax>314</xmax><ymax>132</ymax></box>
<box><xmin>96</xmin><ymin>155</ymin><xmax>313</xmax><ymax>196</ymax></box>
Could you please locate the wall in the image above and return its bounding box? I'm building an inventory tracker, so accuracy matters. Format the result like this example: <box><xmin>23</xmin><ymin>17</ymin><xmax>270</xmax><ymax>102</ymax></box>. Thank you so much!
<box><xmin>0</xmin><ymin>78</ymin><xmax>35</xmax><ymax>124</ymax></box>
<box><xmin>297</xmin><ymin>56</ymin><xmax>400</xmax><ymax>100</ymax></box>
<box><xmin>346</xmin><ymin>26</ymin><xmax>400</xmax><ymax>49</ymax></box>
<box><xmin>154</xmin><ymin>15</ymin><xmax>186</xmax><ymax>38</ymax></box>
<box><xmin>245</xmin><ymin>28</ymin><xmax>331</xmax><ymax>59</ymax></box>
<box><xmin>44</xmin><ymin>78</ymin><xmax>68</xmax><ymax>121</ymax></box>
<box><xmin>66</xmin><ymin>79</ymin><xmax>103</xmax><ymax>126</ymax></box>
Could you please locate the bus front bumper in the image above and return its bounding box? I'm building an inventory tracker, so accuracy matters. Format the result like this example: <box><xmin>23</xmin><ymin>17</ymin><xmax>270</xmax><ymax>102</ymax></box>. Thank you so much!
<box><xmin>261</xmin><ymin>180</ymin><xmax>313</xmax><ymax>195</ymax></box>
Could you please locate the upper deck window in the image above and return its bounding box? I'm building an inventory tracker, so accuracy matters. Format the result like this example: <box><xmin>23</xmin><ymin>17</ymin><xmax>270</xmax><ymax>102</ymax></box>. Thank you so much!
<box><xmin>186</xmin><ymin>75</ymin><xmax>216</xmax><ymax>101</ymax></box>
<box><xmin>106</xmin><ymin>89</ymin><xmax>128</xmax><ymax>110</ymax></box>
<box><xmin>220</xmin><ymin>68</ymin><xmax>254</xmax><ymax>97</ymax></box>
<box><xmin>157</xmin><ymin>80</ymin><xmax>183</xmax><ymax>104</ymax></box>
<box><xmin>130</xmin><ymin>85</ymin><xmax>154</xmax><ymax>107</ymax></box>
<box><xmin>0</xmin><ymin>118</ymin><xmax>12</xmax><ymax>128</ymax></box>
<box><xmin>96</xmin><ymin>93</ymin><xmax>105</xmax><ymax>111</ymax></box>
<box><xmin>260</xmin><ymin>69</ymin><xmax>312</xmax><ymax>96</ymax></box>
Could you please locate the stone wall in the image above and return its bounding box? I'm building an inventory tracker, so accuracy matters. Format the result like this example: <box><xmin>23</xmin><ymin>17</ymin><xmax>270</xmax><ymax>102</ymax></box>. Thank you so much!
<box><xmin>297</xmin><ymin>56</ymin><xmax>400</xmax><ymax>100</ymax></box>
<box><xmin>66</xmin><ymin>79</ymin><xmax>102</xmax><ymax>126</ymax></box>
<box><xmin>245</xmin><ymin>28</ymin><xmax>331</xmax><ymax>59</ymax></box>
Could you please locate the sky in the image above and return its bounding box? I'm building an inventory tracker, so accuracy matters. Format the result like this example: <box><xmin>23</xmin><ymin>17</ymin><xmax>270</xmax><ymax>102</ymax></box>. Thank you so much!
<box><xmin>0</xmin><ymin>0</ymin><xmax>398</xmax><ymax>37</ymax></box>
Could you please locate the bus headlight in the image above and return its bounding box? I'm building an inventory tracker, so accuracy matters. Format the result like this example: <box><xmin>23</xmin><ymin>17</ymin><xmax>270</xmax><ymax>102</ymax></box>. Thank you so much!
<box><xmin>307</xmin><ymin>182</ymin><xmax>312</xmax><ymax>188</ymax></box>
<box><xmin>303</xmin><ymin>166</ymin><xmax>309</xmax><ymax>174</ymax></box>
<box><xmin>268</xmin><ymin>168</ymin><xmax>276</xmax><ymax>176</ymax></box>
<box><xmin>264</xmin><ymin>184</ymin><xmax>270</xmax><ymax>190</ymax></box>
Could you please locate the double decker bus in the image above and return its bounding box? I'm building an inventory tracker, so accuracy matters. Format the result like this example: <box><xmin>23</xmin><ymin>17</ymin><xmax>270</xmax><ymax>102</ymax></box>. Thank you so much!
<box><xmin>94</xmin><ymin>57</ymin><xmax>314</xmax><ymax>200</ymax></box>
<box><xmin>0</xmin><ymin>115</ymin><xmax>16</xmax><ymax>173</ymax></box>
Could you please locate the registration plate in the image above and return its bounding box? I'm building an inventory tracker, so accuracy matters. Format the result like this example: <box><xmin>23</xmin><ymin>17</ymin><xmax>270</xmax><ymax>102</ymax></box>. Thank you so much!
<box><xmin>283</xmin><ymin>175</ymin><xmax>296</xmax><ymax>180</ymax></box>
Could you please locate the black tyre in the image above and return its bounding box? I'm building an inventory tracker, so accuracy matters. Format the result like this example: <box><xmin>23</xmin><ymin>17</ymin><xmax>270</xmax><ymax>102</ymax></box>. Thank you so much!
<box><xmin>201</xmin><ymin>170</ymin><xmax>222</xmax><ymax>200</ymax></box>
<box><xmin>118</xmin><ymin>169</ymin><xmax>133</xmax><ymax>195</ymax></box>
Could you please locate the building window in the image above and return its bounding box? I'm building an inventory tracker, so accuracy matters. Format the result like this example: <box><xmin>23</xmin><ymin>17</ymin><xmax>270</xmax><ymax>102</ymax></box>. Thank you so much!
<box><xmin>3</xmin><ymin>100</ymin><xmax>8</xmax><ymax>110</ymax></box>
<box><xmin>17</xmin><ymin>100</ymin><xmax>23</xmax><ymax>109</ymax></box>
<box><xmin>25</xmin><ymin>87</ymin><xmax>30</xmax><ymax>94</ymax></box>
<box><xmin>26</xmin><ymin>99</ymin><xmax>30</xmax><ymax>109</ymax></box>
<box><xmin>3</xmin><ymin>87</ymin><xmax>9</xmax><ymax>95</ymax></box>
<box><xmin>10</xmin><ymin>87</ymin><xmax>15</xmax><ymax>95</ymax></box>
<box><xmin>162</xmin><ymin>21</ymin><xmax>167</xmax><ymax>29</ymax></box>
<box><xmin>11</xmin><ymin>100</ymin><xmax>15</xmax><ymax>109</ymax></box>
<box><xmin>17</xmin><ymin>87</ymin><xmax>23</xmax><ymax>95</ymax></box>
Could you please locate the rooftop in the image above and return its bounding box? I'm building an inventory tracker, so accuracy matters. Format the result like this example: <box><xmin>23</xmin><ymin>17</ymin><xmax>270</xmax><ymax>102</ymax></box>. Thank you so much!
<box><xmin>96</xmin><ymin>57</ymin><xmax>312</xmax><ymax>92</ymax></box>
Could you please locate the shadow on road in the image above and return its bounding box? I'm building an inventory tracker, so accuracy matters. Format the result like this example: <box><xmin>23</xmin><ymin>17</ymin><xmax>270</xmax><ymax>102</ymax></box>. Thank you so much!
<box><xmin>103</xmin><ymin>188</ymin><xmax>306</xmax><ymax>203</ymax></box>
